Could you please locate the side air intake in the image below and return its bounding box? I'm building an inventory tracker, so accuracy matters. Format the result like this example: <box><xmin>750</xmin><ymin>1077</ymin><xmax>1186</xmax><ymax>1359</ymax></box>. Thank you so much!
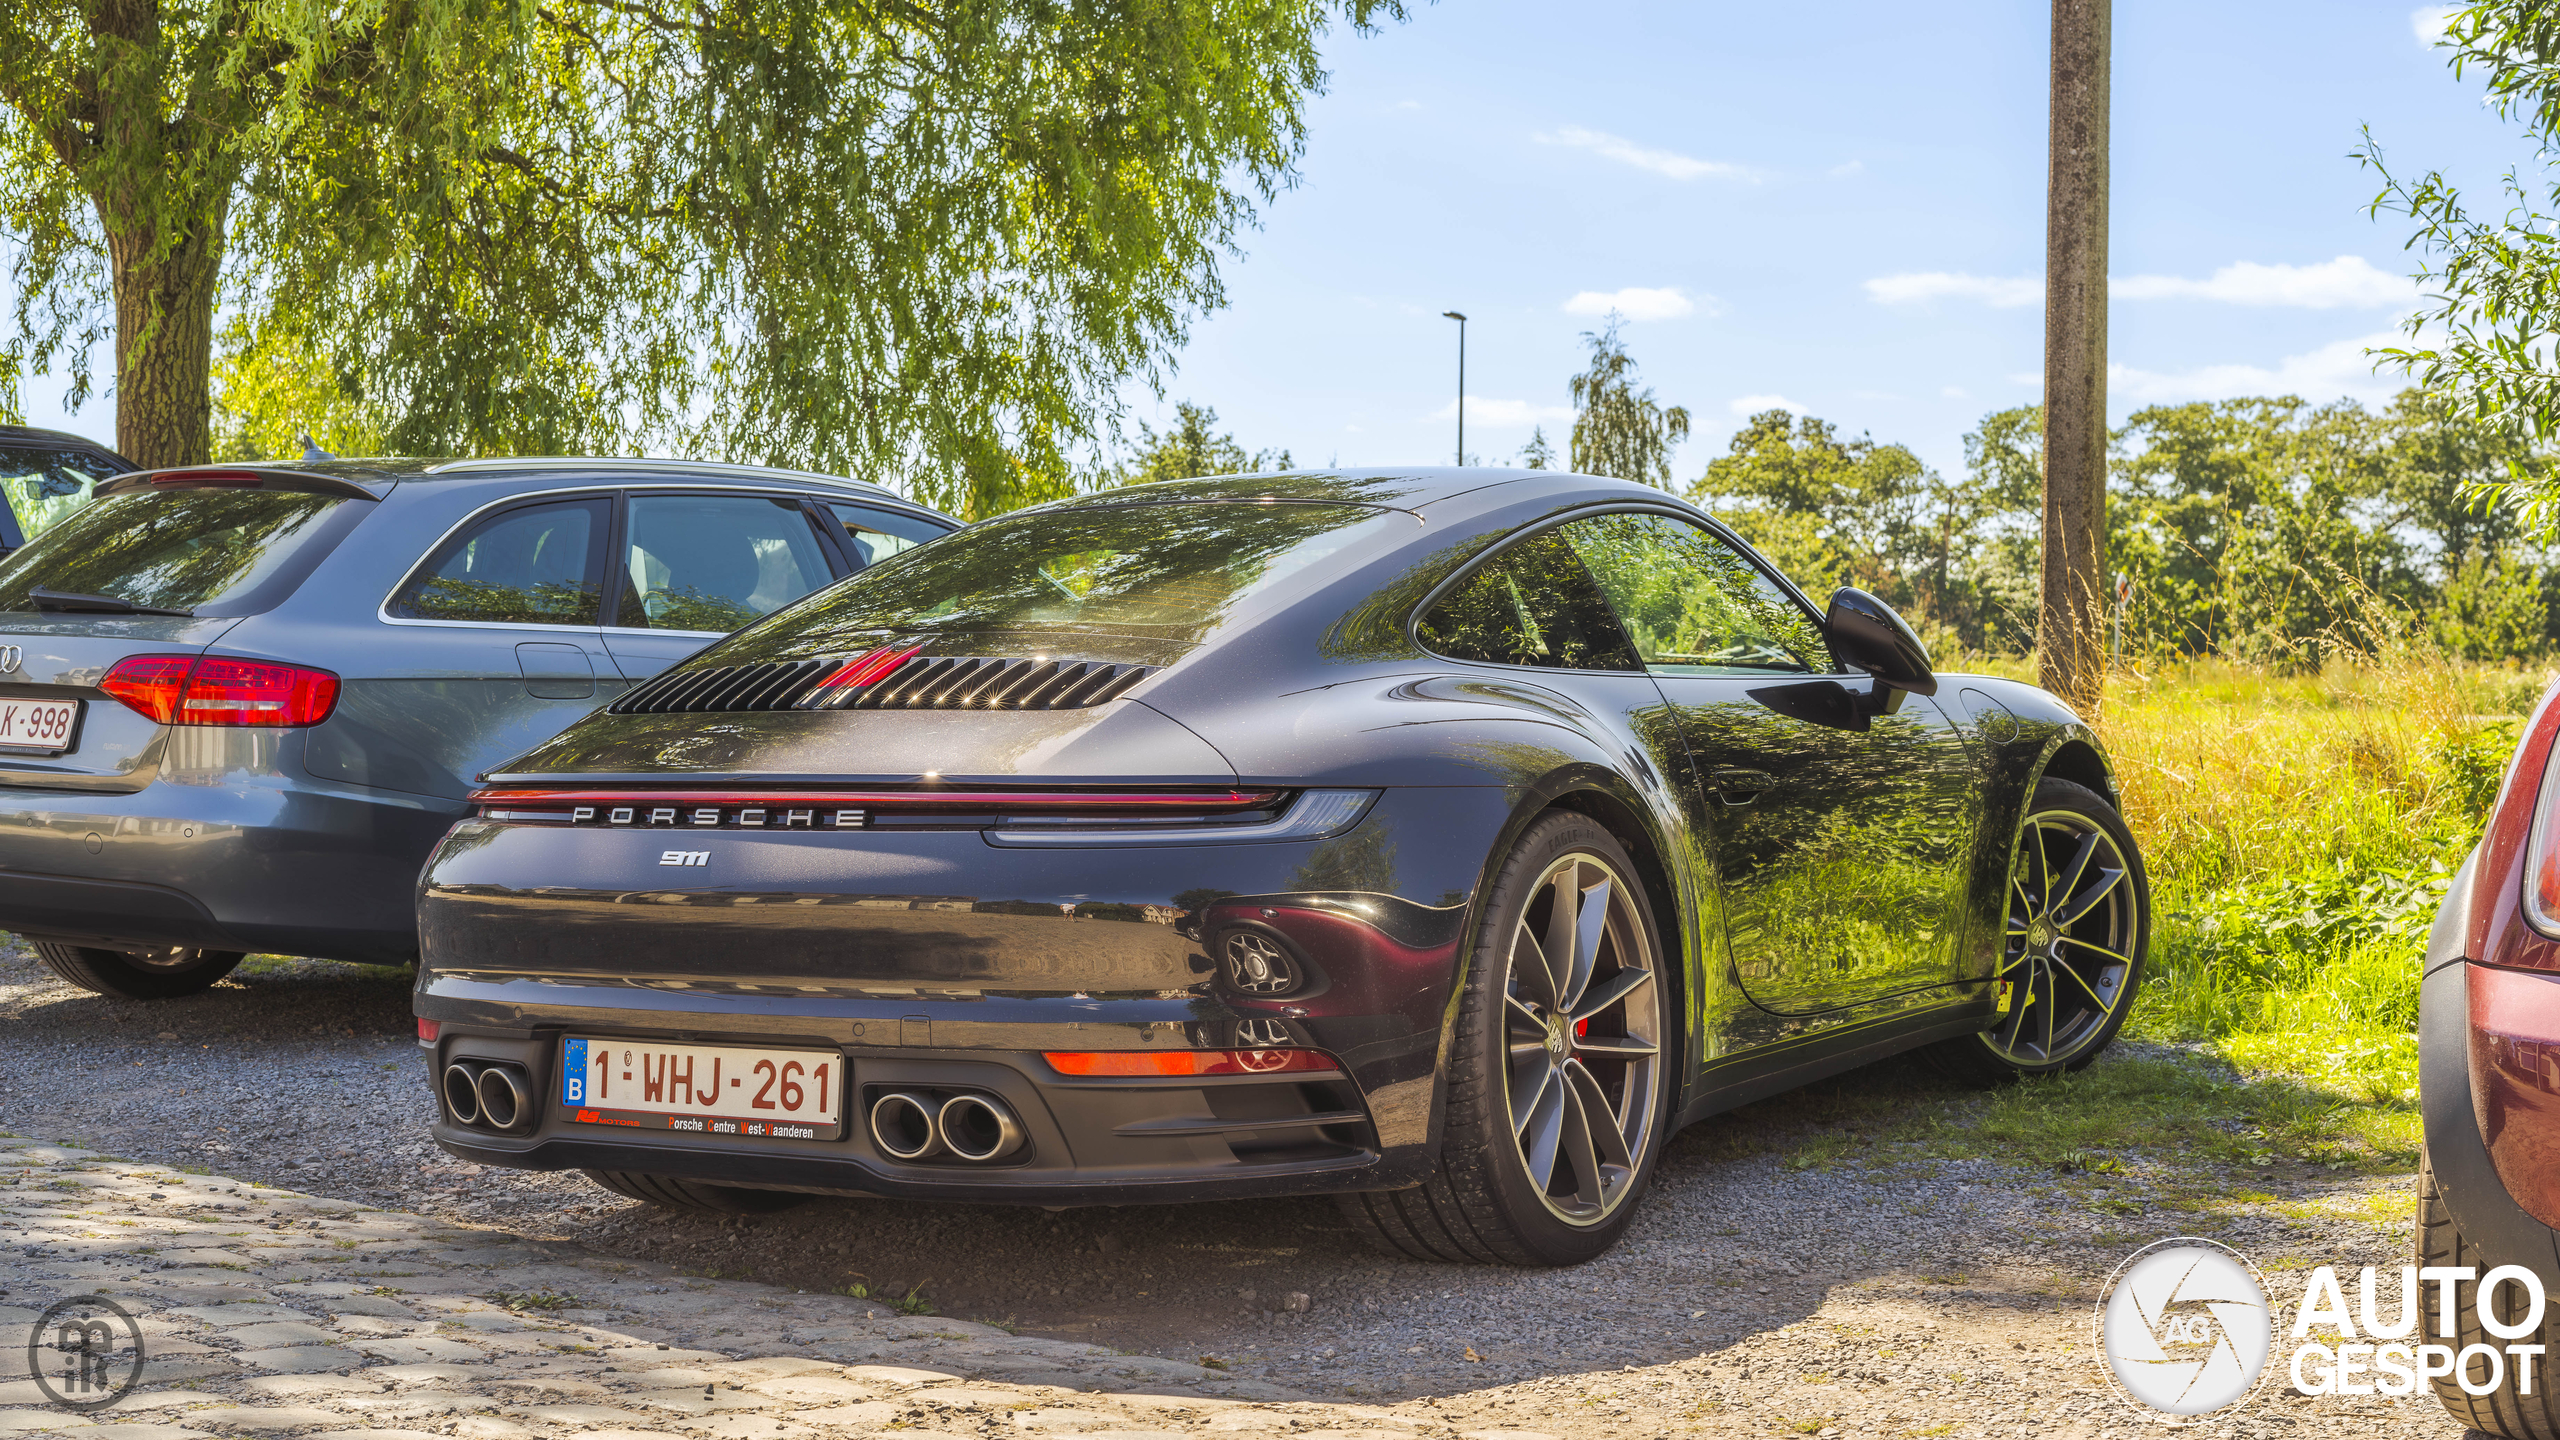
<box><xmin>608</xmin><ymin>653</ymin><xmax>1154</xmax><ymax>715</ymax></box>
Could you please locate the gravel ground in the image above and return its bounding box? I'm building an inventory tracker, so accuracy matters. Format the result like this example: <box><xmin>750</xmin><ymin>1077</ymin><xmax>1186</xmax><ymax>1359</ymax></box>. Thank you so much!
<box><xmin>0</xmin><ymin>942</ymin><xmax>2488</xmax><ymax>1437</ymax></box>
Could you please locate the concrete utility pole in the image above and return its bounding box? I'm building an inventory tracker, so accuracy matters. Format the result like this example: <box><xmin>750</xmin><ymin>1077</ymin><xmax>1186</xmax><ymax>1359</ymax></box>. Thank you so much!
<box><xmin>2041</xmin><ymin>0</ymin><xmax>2110</xmax><ymax>716</ymax></box>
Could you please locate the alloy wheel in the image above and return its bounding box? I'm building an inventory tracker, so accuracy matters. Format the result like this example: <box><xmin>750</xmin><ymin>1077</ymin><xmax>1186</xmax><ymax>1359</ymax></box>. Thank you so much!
<box><xmin>1986</xmin><ymin>806</ymin><xmax>2139</xmax><ymax>1067</ymax></box>
<box><xmin>1502</xmin><ymin>851</ymin><xmax>1661</xmax><ymax>1225</ymax></box>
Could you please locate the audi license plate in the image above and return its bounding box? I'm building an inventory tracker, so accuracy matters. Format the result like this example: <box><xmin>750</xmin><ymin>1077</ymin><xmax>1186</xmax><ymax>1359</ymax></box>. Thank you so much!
<box><xmin>0</xmin><ymin>698</ymin><xmax>78</xmax><ymax>754</ymax></box>
<box><xmin>560</xmin><ymin>1036</ymin><xmax>842</xmax><ymax>1141</ymax></box>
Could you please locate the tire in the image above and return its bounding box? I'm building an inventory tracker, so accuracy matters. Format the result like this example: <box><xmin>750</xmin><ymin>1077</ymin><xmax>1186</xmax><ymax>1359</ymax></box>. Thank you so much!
<box><xmin>2419</xmin><ymin>1146</ymin><xmax>2560</xmax><ymax>1437</ymax></box>
<box><xmin>1922</xmin><ymin>777</ymin><xmax>2149</xmax><ymax>1085</ymax></box>
<box><xmin>32</xmin><ymin>941</ymin><xmax>243</xmax><ymax>1000</ymax></box>
<box><xmin>1336</xmin><ymin>811</ymin><xmax>1670</xmax><ymax>1266</ymax></box>
<box><xmin>582</xmin><ymin>1168</ymin><xmax>811</xmax><ymax>1215</ymax></box>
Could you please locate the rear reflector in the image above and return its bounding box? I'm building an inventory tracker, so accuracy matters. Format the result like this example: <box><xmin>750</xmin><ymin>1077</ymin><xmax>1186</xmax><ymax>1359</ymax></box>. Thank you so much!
<box><xmin>102</xmin><ymin>655</ymin><xmax>340</xmax><ymax>727</ymax></box>
<box><xmin>417</xmin><ymin>1018</ymin><xmax>442</xmax><ymax>1047</ymax></box>
<box><xmin>1042</xmin><ymin>1049</ymin><xmax>1337</xmax><ymax>1077</ymax></box>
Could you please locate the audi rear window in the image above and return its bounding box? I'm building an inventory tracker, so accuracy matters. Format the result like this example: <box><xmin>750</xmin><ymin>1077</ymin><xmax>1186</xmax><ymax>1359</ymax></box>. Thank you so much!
<box><xmin>0</xmin><ymin>488</ymin><xmax>368</xmax><ymax>617</ymax></box>
<box><xmin>745</xmin><ymin>501</ymin><xmax>1395</xmax><ymax>646</ymax></box>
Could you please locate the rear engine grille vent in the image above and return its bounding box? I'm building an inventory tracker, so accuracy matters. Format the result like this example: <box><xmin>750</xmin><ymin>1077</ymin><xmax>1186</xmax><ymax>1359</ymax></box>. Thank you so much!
<box><xmin>608</xmin><ymin>654</ymin><xmax>1155</xmax><ymax>716</ymax></box>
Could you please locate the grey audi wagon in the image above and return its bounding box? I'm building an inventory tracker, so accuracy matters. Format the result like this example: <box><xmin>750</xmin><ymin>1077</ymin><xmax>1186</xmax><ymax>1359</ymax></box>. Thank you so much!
<box><xmin>0</xmin><ymin>457</ymin><xmax>956</xmax><ymax>998</ymax></box>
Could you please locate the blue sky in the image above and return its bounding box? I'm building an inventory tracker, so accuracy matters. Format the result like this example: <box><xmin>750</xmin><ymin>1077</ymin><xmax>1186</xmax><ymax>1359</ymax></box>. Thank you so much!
<box><xmin>14</xmin><ymin>1</ymin><xmax>2530</xmax><ymax>482</ymax></box>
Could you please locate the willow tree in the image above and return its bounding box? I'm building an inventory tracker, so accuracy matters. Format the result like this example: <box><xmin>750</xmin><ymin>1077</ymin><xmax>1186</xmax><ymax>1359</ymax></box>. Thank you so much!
<box><xmin>1</xmin><ymin>1</ymin><xmax>1402</xmax><ymax>516</ymax></box>
<box><xmin>1567</xmin><ymin>315</ymin><xmax>1690</xmax><ymax>487</ymax></box>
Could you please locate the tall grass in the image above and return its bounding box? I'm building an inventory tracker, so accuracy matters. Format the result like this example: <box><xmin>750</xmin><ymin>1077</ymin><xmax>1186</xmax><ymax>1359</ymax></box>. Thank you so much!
<box><xmin>2098</xmin><ymin>649</ymin><xmax>2546</xmax><ymax>1153</ymax></box>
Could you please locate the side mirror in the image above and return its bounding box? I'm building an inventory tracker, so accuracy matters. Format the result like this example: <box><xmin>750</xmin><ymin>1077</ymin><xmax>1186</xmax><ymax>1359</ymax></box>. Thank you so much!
<box><xmin>1823</xmin><ymin>587</ymin><xmax>1937</xmax><ymax>698</ymax></box>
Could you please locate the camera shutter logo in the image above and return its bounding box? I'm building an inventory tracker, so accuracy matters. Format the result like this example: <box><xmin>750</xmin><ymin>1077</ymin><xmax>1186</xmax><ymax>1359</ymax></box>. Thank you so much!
<box><xmin>2096</xmin><ymin>1239</ymin><xmax>2272</xmax><ymax>1420</ymax></box>
<box><xmin>25</xmin><ymin>1294</ymin><xmax>145</xmax><ymax>1410</ymax></box>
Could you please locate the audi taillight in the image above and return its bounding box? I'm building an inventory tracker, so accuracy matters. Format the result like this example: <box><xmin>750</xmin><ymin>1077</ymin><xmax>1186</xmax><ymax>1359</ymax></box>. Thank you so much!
<box><xmin>101</xmin><ymin>655</ymin><xmax>340</xmax><ymax>728</ymax></box>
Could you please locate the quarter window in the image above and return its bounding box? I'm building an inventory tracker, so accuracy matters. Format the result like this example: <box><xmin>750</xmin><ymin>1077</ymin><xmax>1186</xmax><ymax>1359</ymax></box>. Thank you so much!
<box><xmin>619</xmin><ymin>495</ymin><xmax>835</xmax><ymax>632</ymax></box>
<box><xmin>1415</xmin><ymin>528</ymin><xmax>1641</xmax><ymax>671</ymax></box>
<box><xmin>1559</xmin><ymin>512</ymin><xmax>1824</xmax><ymax>674</ymax></box>
<box><xmin>392</xmin><ymin>498</ymin><xmax>608</xmax><ymax>625</ymax></box>
<box><xmin>824</xmin><ymin>503</ymin><xmax>950</xmax><ymax>569</ymax></box>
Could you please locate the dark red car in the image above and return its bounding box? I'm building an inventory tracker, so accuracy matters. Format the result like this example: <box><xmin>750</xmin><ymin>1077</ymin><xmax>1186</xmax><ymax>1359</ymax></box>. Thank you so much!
<box><xmin>2422</xmin><ymin>677</ymin><xmax>2560</xmax><ymax>1435</ymax></box>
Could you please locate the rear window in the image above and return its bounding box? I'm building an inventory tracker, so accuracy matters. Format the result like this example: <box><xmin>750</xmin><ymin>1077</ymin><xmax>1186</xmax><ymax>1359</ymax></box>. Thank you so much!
<box><xmin>745</xmin><ymin>501</ymin><xmax>1393</xmax><ymax>647</ymax></box>
<box><xmin>0</xmin><ymin>488</ymin><xmax>363</xmax><ymax>617</ymax></box>
<box><xmin>0</xmin><ymin>445</ymin><xmax>120</xmax><ymax>542</ymax></box>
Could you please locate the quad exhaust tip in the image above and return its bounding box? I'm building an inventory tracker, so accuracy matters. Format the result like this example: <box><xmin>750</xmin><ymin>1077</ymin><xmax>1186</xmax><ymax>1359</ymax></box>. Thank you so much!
<box><xmin>868</xmin><ymin>1090</ymin><xmax>1024</xmax><ymax>1163</ymax></box>
<box><xmin>444</xmin><ymin>1061</ymin><xmax>533</xmax><ymax>1132</ymax></box>
<box><xmin>937</xmin><ymin>1093</ymin><xmax>1026</xmax><ymax>1162</ymax></box>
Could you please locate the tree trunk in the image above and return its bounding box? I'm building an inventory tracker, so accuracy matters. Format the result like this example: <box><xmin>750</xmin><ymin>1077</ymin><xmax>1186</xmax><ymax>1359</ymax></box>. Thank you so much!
<box><xmin>2040</xmin><ymin>0</ymin><xmax>2110</xmax><ymax>716</ymax></box>
<box><xmin>104</xmin><ymin>197</ymin><xmax>226</xmax><ymax>469</ymax></box>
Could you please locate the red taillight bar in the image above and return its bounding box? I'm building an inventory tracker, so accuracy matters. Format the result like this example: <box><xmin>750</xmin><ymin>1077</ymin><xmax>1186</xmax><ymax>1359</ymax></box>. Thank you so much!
<box><xmin>150</xmin><ymin>470</ymin><xmax>267</xmax><ymax>488</ymax></box>
<box><xmin>1043</xmin><ymin>1049</ymin><xmax>1338</xmax><ymax>1077</ymax></box>
<box><xmin>468</xmin><ymin>787</ymin><xmax>1283</xmax><ymax>810</ymax></box>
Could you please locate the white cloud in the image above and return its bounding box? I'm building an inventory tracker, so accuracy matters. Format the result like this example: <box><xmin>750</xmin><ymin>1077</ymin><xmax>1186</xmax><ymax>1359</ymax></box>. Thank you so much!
<box><xmin>2111</xmin><ymin>256</ymin><xmax>2415</xmax><ymax>308</ymax></box>
<box><xmin>1729</xmin><ymin>394</ymin><xmax>1805</xmax><ymax>416</ymax></box>
<box><xmin>2108</xmin><ymin>329</ymin><xmax>2408</xmax><ymax>405</ymax></box>
<box><xmin>1430</xmin><ymin>396</ymin><xmax>1574</xmax><ymax>428</ymax></box>
<box><xmin>1537</xmin><ymin>126</ymin><xmax>1753</xmax><ymax>182</ymax></box>
<box><xmin>1866</xmin><ymin>256</ymin><xmax>2417</xmax><ymax>310</ymax></box>
<box><xmin>1941</xmin><ymin>385</ymin><xmax>1971</xmax><ymax>399</ymax></box>
<box><xmin>1394</xmin><ymin>99</ymin><xmax>1422</xmax><ymax>111</ymax></box>
<box><xmin>2412</xmin><ymin>4</ymin><xmax>2461</xmax><ymax>46</ymax></box>
<box><xmin>1561</xmin><ymin>287</ymin><xmax>1708</xmax><ymax>322</ymax></box>
<box><xmin>1829</xmin><ymin>160</ymin><xmax>1865</xmax><ymax>178</ymax></box>
<box><xmin>1864</xmin><ymin>272</ymin><xmax>2045</xmax><ymax>307</ymax></box>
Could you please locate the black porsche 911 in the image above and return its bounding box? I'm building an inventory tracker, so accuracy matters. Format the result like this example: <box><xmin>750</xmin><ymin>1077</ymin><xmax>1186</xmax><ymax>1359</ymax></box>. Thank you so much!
<box><xmin>414</xmin><ymin>468</ymin><xmax>2149</xmax><ymax>1265</ymax></box>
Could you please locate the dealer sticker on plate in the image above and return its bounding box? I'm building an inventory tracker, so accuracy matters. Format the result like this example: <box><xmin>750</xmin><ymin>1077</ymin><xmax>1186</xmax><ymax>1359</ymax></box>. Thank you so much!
<box><xmin>560</xmin><ymin>1036</ymin><xmax>842</xmax><ymax>1141</ymax></box>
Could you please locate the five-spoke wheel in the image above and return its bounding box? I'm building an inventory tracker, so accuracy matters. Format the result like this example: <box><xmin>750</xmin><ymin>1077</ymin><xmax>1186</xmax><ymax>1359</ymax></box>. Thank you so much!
<box><xmin>1502</xmin><ymin>851</ymin><xmax>1661</xmax><ymax>1226</ymax></box>
<box><xmin>1337</xmin><ymin>812</ymin><xmax>1669</xmax><ymax>1265</ymax></box>
<box><xmin>1931</xmin><ymin>777</ymin><xmax>2149</xmax><ymax>1081</ymax></box>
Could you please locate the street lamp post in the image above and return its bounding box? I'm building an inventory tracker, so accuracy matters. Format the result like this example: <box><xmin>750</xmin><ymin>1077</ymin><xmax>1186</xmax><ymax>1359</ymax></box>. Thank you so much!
<box><xmin>1442</xmin><ymin>311</ymin><xmax>1467</xmax><ymax>466</ymax></box>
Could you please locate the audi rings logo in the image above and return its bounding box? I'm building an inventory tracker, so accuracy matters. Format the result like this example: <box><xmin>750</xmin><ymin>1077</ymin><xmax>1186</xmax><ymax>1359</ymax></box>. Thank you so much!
<box><xmin>2096</xmin><ymin>1239</ymin><xmax>2273</xmax><ymax>1420</ymax></box>
<box><xmin>25</xmin><ymin>1294</ymin><xmax>145</xmax><ymax>1411</ymax></box>
<box><xmin>0</xmin><ymin>646</ymin><xmax>22</xmax><ymax>675</ymax></box>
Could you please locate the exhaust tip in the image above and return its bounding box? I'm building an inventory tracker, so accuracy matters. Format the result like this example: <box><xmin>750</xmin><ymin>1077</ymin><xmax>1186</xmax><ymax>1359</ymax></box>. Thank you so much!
<box><xmin>869</xmin><ymin>1092</ymin><xmax>941</xmax><ymax>1160</ymax></box>
<box><xmin>476</xmin><ymin>1065</ymin><xmax>529</xmax><ymax>1131</ymax></box>
<box><xmin>442</xmin><ymin>1063</ymin><xmax>482</xmax><ymax>1126</ymax></box>
<box><xmin>938</xmin><ymin>1093</ymin><xmax>1026</xmax><ymax>1163</ymax></box>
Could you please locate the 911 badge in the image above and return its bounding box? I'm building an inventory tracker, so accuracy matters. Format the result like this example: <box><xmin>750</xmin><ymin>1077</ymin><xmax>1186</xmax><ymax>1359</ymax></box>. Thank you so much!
<box><xmin>659</xmin><ymin>850</ymin><xmax>709</xmax><ymax>866</ymax></box>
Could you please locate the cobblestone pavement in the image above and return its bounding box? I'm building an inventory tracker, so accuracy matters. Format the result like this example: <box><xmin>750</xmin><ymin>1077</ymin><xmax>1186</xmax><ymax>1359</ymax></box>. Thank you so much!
<box><xmin>0</xmin><ymin>1135</ymin><xmax>2488</xmax><ymax>1440</ymax></box>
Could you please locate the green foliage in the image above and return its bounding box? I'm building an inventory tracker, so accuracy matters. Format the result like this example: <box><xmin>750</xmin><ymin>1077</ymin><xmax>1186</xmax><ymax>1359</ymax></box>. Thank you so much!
<box><xmin>3</xmin><ymin>1</ymin><xmax>1404</xmax><ymax>508</ymax></box>
<box><xmin>2357</xmin><ymin>1</ymin><xmax>2560</xmax><ymax>530</ymax></box>
<box><xmin>1098</xmin><ymin>402</ymin><xmax>1289</xmax><ymax>489</ymax></box>
<box><xmin>1568</xmin><ymin>316</ymin><xmax>1690</xmax><ymax>487</ymax></box>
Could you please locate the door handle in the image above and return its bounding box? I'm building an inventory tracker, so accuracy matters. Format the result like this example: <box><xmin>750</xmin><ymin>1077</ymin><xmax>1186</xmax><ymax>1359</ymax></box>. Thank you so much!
<box><xmin>1710</xmin><ymin>767</ymin><xmax>1776</xmax><ymax>805</ymax></box>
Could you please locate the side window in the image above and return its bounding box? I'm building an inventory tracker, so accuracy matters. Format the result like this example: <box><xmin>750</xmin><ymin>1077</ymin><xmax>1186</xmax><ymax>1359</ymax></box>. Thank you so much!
<box><xmin>1560</xmin><ymin>512</ymin><xmax>1825</xmax><ymax>674</ymax></box>
<box><xmin>1416</xmin><ymin>528</ymin><xmax>1642</xmax><ymax>671</ymax></box>
<box><xmin>393</xmin><ymin>498</ymin><xmax>608</xmax><ymax>624</ymax></box>
<box><xmin>620</xmin><ymin>495</ymin><xmax>835</xmax><ymax>632</ymax></box>
<box><xmin>0</xmin><ymin>446</ymin><xmax>118</xmax><ymax>542</ymax></box>
<box><xmin>825</xmin><ymin>503</ymin><xmax>950</xmax><ymax>569</ymax></box>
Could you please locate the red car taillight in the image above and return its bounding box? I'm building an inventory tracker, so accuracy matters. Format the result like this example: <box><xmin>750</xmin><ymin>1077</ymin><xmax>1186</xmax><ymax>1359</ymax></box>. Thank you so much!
<box><xmin>101</xmin><ymin>655</ymin><xmax>340</xmax><ymax>728</ymax></box>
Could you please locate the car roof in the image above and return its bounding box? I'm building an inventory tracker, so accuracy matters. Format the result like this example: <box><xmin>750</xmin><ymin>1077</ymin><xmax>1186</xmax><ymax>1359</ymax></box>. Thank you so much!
<box><xmin>132</xmin><ymin>457</ymin><xmax>953</xmax><ymax>519</ymax></box>
<box><xmin>1040</xmin><ymin>467</ymin><xmax>1635</xmax><ymax>512</ymax></box>
<box><xmin>0</xmin><ymin>425</ymin><xmax>135</xmax><ymax>466</ymax></box>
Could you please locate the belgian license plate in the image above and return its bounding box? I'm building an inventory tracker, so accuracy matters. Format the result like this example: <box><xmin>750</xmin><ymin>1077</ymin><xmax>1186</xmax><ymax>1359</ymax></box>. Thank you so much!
<box><xmin>0</xmin><ymin>698</ymin><xmax>78</xmax><ymax>754</ymax></box>
<box><xmin>560</xmin><ymin>1036</ymin><xmax>842</xmax><ymax>1141</ymax></box>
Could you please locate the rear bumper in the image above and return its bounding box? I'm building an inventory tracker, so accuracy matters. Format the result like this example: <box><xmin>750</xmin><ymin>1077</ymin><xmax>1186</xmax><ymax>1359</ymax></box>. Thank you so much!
<box><xmin>431</xmin><ymin>1028</ymin><xmax>1416</xmax><ymax>1204</ymax></box>
<box><xmin>2423</xmin><ymin>850</ymin><xmax>2560</xmax><ymax>1278</ymax></box>
<box><xmin>0</xmin><ymin>768</ymin><xmax>459</xmax><ymax>964</ymax></box>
